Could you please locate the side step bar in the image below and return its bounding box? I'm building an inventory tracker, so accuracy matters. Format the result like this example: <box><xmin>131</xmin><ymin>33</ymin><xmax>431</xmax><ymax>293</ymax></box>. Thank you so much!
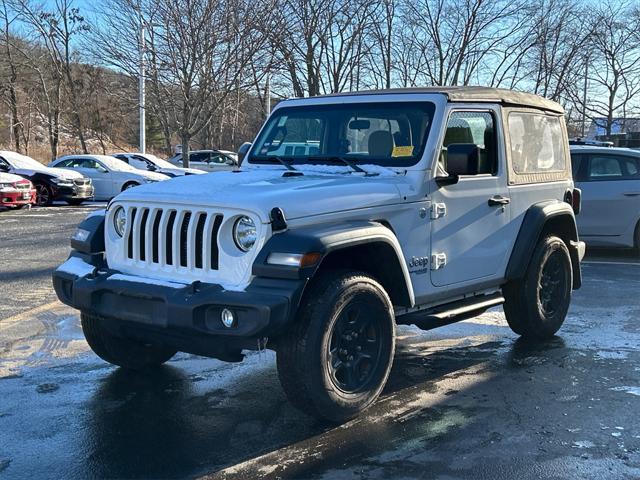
<box><xmin>397</xmin><ymin>293</ymin><xmax>505</xmax><ymax>331</ymax></box>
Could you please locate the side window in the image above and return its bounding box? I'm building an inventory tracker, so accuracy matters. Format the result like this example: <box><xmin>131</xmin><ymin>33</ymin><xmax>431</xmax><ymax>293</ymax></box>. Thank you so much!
<box><xmin>570</xmin><ymin>154</ymin><xmax>585</xmax><ymax>181</ymax></box>
<box><xmin>210</xmin><ymin>154</ymin><xmax>230</xmax><ymax>165</ymax></box>
<box><xmin>0</xmin><ymin>157</ymin><xmax>9</xmax><ymax>171</ymax></box>
<box><xmin>585</xmin><ymin>155</ymin><xmax>639</xmax><ymax>181</ymax></box>
<box><xmin>508</xmin><ymin>112</ymin><xmax>565</xmax><ymax>175</ymax></box>
<box><xmin>129</xmin><ymin>156</ymin><xmax>148</xmax><ymax>170</ymax></box>
<box><xmin>621</xmin><ymin>156</ymin><xmax>639</xmax><ymax>177</ymax></box>
<box><xmin>442</xmin><ymin>111</ymin><xmax>497</xmax><ymax>175</ymax></box>
<box><xmin>190</xmin><ymin>152</ymin><xmax>208</xmax><ymax>163</ymax></box>
<box><xmin>56</xmin><ymin>159</ymin><xmax>74</xmax><ymax>168</ymax></box>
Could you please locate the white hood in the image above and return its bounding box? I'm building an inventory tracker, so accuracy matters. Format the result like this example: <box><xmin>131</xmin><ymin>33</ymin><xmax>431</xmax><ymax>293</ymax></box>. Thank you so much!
<box><xmin>114</xmin><ymin>165</ymin><xmax>406</xmax><ymax>222</ymax></box>
<box><xmin>160</xmin><ymin>167</ymin><xmax>206</xmax><ymax>176</ymax></box>
<box><xmin>137</xmin><ymin>170</ymin><xmax>170</xmax><ymax>182</ymax></box>
<box><xmin>0</xmin><ymin>172</ymin><xmax>28</xmax><ymax>183</ymax></box>
<box><xmin>14</xmin><ymin>165</ymin><xmax>85</xmax><ymax>180</ymax></box>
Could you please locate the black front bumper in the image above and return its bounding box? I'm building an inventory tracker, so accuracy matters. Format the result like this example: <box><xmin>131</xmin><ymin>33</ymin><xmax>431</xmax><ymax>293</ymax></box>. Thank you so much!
<box><xmin>53</xmin><ymin>253</ymin><xmax>306</xmax><ymax>358</ymax></box>
<box><xmin>54</xmin><ymin>185</ymin><xmax>95</xmax><ymax>201</ymax></box>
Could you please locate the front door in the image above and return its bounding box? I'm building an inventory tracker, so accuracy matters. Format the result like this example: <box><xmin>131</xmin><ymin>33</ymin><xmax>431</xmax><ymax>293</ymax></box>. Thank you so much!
<box><xmin>430</xmin><ymin>109</ymin><xmax>511</xmax><ymax>287</ymax></box>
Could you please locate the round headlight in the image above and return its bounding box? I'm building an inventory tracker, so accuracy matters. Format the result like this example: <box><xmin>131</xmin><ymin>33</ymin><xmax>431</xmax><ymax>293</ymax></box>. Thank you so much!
<box><xmin>233</xmin><ymin>216</ymin><xmax>257</xmax><ymax>252</ymax></box>
<box><xmin>113</xmin><ymin>207</ymin><xmax>127</xmax><ymax>237</ymax></box>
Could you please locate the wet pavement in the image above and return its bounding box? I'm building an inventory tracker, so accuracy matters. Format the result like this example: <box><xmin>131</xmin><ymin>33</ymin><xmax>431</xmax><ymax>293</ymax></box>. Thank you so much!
<box><xmin>1</xmin><ymin>206</ymin><xmax>640</xmax><ymax>479</ymax></box>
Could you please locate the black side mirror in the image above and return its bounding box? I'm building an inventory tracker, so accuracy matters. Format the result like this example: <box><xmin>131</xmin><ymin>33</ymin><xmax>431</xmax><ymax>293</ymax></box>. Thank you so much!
<box><xmin>238</xmin><ymin>142</ymin><xmax>252</xmax><ymax>164</ymax></box>
<box><xmin>436</xmin><ymin>144</ymin><xmax>481</xmax><ymax>186</ymax></box>
<box><xmin>148</xmin><ymin>164</ymin><xmax>158</xmax><ymax>171</ymax></box>
<box><xmin>446</xmin><ymin>143</ymin><xmax>480</xmax><ymax>175</ymax></box>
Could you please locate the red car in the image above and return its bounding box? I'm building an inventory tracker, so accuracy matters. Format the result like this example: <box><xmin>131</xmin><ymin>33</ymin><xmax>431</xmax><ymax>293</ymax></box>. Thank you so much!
<box><xmin>0</xmin><ymin>172</ymin><xmax>36</xmax><ymax>209</ymax></box>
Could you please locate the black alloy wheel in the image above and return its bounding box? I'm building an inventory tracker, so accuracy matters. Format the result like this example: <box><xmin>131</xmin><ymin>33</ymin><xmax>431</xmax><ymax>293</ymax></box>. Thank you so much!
<box><xmin>35</xmin><ymin>183</ymin><xmax>51</xmax><ymax>206</ymax></box>
<box><xmin>328</xmin><ymin>301</ymin><xmax>384</xmax><ymax>393</ymax></box>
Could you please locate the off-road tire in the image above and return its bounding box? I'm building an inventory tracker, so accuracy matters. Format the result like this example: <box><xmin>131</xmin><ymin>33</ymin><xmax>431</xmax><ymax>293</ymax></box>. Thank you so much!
<box><xmin>276</xmin><ymin>271</ymin><xmax>395</xmax><ymax>422</ymax></box>
<box><xmin>503</xmin><ymin>235</ymin><xmax>572</xmax><ymax>340</ymax></box>
<box><xmin>634</xmin><ymin>221</ymin><xmax>640</xmax><ymax>257</ymax></box>
<box><xmin>81</xmin><ymin>313</ymin><xmax>176</xmax><ymax>369</ymax></box>
<box><xmin>66</xmin><ymin>199</ymin><xmax>85</xmax><ymax>206</ymax></box>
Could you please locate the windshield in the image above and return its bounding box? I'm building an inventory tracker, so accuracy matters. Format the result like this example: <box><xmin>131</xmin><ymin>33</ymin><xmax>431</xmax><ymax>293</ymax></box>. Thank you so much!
<box><xmin>141</xmin><ymin>154</ymin><xmax>175</xmax><ymax>169</ymax></box>
<box><xmin>95</xmin><ymin>155</ymin><xmax>140</xmax><ymax>172</ymax></box>
<box><xmin>250</xmin><ymin>102</ymin><xmax>435</xmax><ymax>168</ymax></box>
<box><xmin>2</xmin><ymin>152</ymin><xmax>45</xmax><ymax>170</ymax></box>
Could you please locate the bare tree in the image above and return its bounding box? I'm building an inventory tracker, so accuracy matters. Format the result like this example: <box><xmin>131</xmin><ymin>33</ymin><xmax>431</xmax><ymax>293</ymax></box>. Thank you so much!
<box><xmin>568</xmin><ymin>0</ymin><xmax>640</xmax><ymax>136</ymax></box>
<box><xmin>0</xmin><ymin>1</ymin><xmax>23</xmax><ymax>151</ymax></box>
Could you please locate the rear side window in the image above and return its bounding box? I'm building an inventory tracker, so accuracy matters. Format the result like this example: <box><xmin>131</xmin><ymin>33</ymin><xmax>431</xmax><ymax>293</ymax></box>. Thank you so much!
<box><xmin>585</xmin><ymin>154</ymin><xmax>640</xmax><ymax>181</ymax></box>
<box><xmin>509</xmin><ymin>113</ymin><xmax>565</xmax><ymax>175</ymax></box>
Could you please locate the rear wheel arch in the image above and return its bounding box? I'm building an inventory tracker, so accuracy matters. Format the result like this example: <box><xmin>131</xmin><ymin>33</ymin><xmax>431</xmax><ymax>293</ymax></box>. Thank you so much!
<box><xmin>506</xmin><ymin>201</ymin><xmax>581</xmax><ymax>288</ymax></box>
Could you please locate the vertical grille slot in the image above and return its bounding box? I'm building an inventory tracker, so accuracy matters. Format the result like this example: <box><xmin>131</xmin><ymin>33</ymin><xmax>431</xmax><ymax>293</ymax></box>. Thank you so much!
<box><xmin>165</xmin><ymin>211</ymin><xmax>177</xmax><ymax>265</ymax></box>
<box><xmin>138</xmin><ymin>209</ymin><xmax>150</xmax><ymax>261</ymax></box>
<box><xmin>126</xmin><ymin>208</ymin><xmax>137</xmax><ymax>259</ymax></box>
<box><xmin>152</xmin><ymin>210</ymin><xmax>162</xmax><ymax>263</ymax></box>
<box><xmin>194</xmin><ymin>213</ymin><xmax>207</xmax><ymax>269</ymax></box>
<box><xmin>210</xmin><ymin>215</ymin><xmax>223</xmax><ymax>270</ymax></box>
<box><xmin>179</xmin><ymin>212</ymin><xmax>192</xmax><ymax>267</ymax></box>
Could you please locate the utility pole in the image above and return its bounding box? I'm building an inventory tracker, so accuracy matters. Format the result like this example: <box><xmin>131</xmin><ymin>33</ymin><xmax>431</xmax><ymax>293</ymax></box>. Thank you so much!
<box><xmin>581</xmin><ymin>57</ymin><xmax>589</xmax><ymax>138</ymax></box>
<box><xmin>139</xmin><ymin>10</ymin><xmax>146</xmax><ymax>153</ymax></box>
<box><xmin>265</xmin><ymin>72</ymin><xmax>271</xmax><ymax>116</ymax></box>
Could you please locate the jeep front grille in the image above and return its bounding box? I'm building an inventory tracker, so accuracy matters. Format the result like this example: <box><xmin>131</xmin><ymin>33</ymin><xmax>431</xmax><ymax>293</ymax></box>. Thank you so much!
<box><xmin>125</xmin><ymin>207</ymin><xmax>223</xmax><ymax>270</ymax></box>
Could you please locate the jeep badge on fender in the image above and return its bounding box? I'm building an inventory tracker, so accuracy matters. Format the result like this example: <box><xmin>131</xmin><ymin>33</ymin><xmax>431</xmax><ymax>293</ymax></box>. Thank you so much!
<box><xmin>53</xmin><ymin>87</ymin><xmax>585</xmax><ymax>422</ymax></box>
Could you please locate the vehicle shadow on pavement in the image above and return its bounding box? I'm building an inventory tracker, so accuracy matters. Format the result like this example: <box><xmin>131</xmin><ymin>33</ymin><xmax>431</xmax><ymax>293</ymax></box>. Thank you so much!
<box><xmin>78</xmin><ymin>333</ymin><xmax>574</xmax><ymax>479</ymax></box>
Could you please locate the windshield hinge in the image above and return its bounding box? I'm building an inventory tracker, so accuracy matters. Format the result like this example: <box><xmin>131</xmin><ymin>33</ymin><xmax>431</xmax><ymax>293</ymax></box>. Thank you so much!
<box><xmin>431</xmin><ymin>203</ymin><xmax>447</xmax><ymax>220</ymax></box>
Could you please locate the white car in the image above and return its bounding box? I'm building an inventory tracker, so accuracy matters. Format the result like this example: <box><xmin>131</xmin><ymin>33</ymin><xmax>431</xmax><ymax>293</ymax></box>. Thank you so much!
<box><xmin>570</xmin><ymin>146</ymin><xmax>640</xmax><ymax>250</ymax></box>
<box><xmin>50</xmin><ymin>154</ymin><xmax>169</xmax><ymax>201</ymax></box>
<box><xmin>112</xmin><ymin>152</ymin><xmax>206</xmax><ymax>177</ymax></box>
<box><xmin>168</xmin><ymin>149</ymin><xmax>238</xmax><ymax>172</ymax></box>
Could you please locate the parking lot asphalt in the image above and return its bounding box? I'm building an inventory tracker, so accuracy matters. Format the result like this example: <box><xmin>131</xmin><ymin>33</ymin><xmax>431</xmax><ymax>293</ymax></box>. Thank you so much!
<box><xmin>1</xmin><ymin>206</ymin><xmax>640</xmax><ymax>479</ymax></box>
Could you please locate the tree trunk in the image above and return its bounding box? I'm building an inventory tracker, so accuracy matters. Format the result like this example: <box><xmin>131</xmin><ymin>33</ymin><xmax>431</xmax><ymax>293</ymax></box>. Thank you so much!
<box><xmin>181</xmin><ymin>131</ymin><xmax>191</xmax><ymax>168</ymax></box>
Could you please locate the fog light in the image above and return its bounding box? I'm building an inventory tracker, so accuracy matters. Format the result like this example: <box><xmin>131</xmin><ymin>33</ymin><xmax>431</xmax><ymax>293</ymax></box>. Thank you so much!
<box><xmin>221</xmin><ymin>308</ymin><xmax>236</xmax><ymax>328</ymax></box>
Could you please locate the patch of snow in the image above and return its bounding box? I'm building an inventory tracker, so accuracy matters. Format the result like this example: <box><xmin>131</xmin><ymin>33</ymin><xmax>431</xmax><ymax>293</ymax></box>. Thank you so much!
<box><xmin>595</xmin><ymin>350</ymin><xmax>628</xmax><ymax>359</ymax></box>
<box><xmin>109</xmin><ymin>273</ymin><xmax>186</xmax><ymax>289</ymax></box>
<box><xmin>609</xmin><ymin>386</ymin><xmax>640</xmax><ymax>397</ymax></box>
<box><xmin>56</xmin><ymin>257</ymin><xmax>95</xmax><ymax>277</ymax></box>
<box><xmin>572</xmin><ymin>440</ymin><xmax>595</xmax><ymax>449</ymax></box>
<box><xmin>84</xmin><ymin>209</ymin><xmax>105</xmax><ymax>219</ymax></box>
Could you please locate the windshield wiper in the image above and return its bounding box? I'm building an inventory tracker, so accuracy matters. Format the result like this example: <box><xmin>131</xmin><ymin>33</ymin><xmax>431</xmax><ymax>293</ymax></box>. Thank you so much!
<box><xmin>313</xmin><ymin>156</ymin><xmax>378</xmax><ymax>176</ymax></box>
<box><xmin>261</xmin><ymin>155</ymin><xmax>298</xmax><ymax>171</ymax></box>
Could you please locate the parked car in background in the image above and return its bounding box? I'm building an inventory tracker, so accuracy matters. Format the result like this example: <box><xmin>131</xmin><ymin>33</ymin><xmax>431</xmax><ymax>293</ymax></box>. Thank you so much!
<box><xmin>570</xmin><ymin>146</ymin><xmax>640</xmax><ymax>250</ymax></box>
<box><xmin>112</xmin><ymin>152</ymin><xmax>206</xmax><ymax>177</ymax></box>
<box><xmin>0</xmin><ymin>151</ymin><xmax>94</xmax><ymax>206</ymax></box>
<box><xmin>569</xmin><ymin>138</ymin><xmax>614</xmax><ymax>147</ymax></box>
<box><xmin>168</xmin><ymin>149</ymin><xmax>238</xmax><ymax>172</ymax></box>
<box><xmin>0</xmin><ymin>172</ymin><xmax>36</xmax><ymax>209</ymax></box>
<box><xmin>49</xmin><ymin>154</ymin><xmax>169</xmax><ymax>201</ymax></box>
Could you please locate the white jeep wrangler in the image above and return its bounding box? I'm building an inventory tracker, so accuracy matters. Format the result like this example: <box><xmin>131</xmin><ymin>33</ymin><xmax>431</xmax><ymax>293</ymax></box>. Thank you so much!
<box><xmin>54</xmin><ymin>87</ymin><xmax>585</xmax><ymax>422</ymax></box>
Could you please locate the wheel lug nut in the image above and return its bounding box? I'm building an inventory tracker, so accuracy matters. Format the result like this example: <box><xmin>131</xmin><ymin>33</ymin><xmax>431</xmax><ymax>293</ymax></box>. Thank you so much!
<box><xmin>356</xmin><ymin>346</ymin><xmax>361</xmax><ymax>351</ymax></box>
<box><xmin>348</xmin><ymin>355</ymin><xmax>354</xmax><ymax>361</ymax></box>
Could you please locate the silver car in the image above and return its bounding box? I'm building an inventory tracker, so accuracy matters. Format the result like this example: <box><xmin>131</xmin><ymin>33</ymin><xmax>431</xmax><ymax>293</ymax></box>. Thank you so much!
<box><xmin>570</xmin><ymin>146</ymin><xmax>640</xmax><ymax>250</ymax></box>
<box><xmin>168</xmin><ymin>149</ymin><xmax>238</xmax><ymax>172</ymax></box>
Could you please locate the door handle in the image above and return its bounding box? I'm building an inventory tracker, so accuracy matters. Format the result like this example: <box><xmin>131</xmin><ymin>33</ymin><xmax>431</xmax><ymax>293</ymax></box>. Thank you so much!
<box><xmin>488</xmin><ymin>195</ymin><xmax>511</xmax><ymax>206</ymax></box>
<box><xmin>623</xmin><ymin>192</ymin><xmax>640</xmax><ymax>197</ymax></box>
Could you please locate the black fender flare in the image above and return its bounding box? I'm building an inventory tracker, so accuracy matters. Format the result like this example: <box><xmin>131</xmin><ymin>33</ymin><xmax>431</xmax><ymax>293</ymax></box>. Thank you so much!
<box><xmin>252</xmin><ymin>220</ymin><xmax>415</xmax><ymax>307</ymax></box>
<box><xmin>70</xmin><ymin>210</ymin><xmax>106</xmax><ymax>254</ymax></box>
<box><xmin>505</xmin><ymin>200</ymin><xmax>582</xmax><ymax>289</ymax></box>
